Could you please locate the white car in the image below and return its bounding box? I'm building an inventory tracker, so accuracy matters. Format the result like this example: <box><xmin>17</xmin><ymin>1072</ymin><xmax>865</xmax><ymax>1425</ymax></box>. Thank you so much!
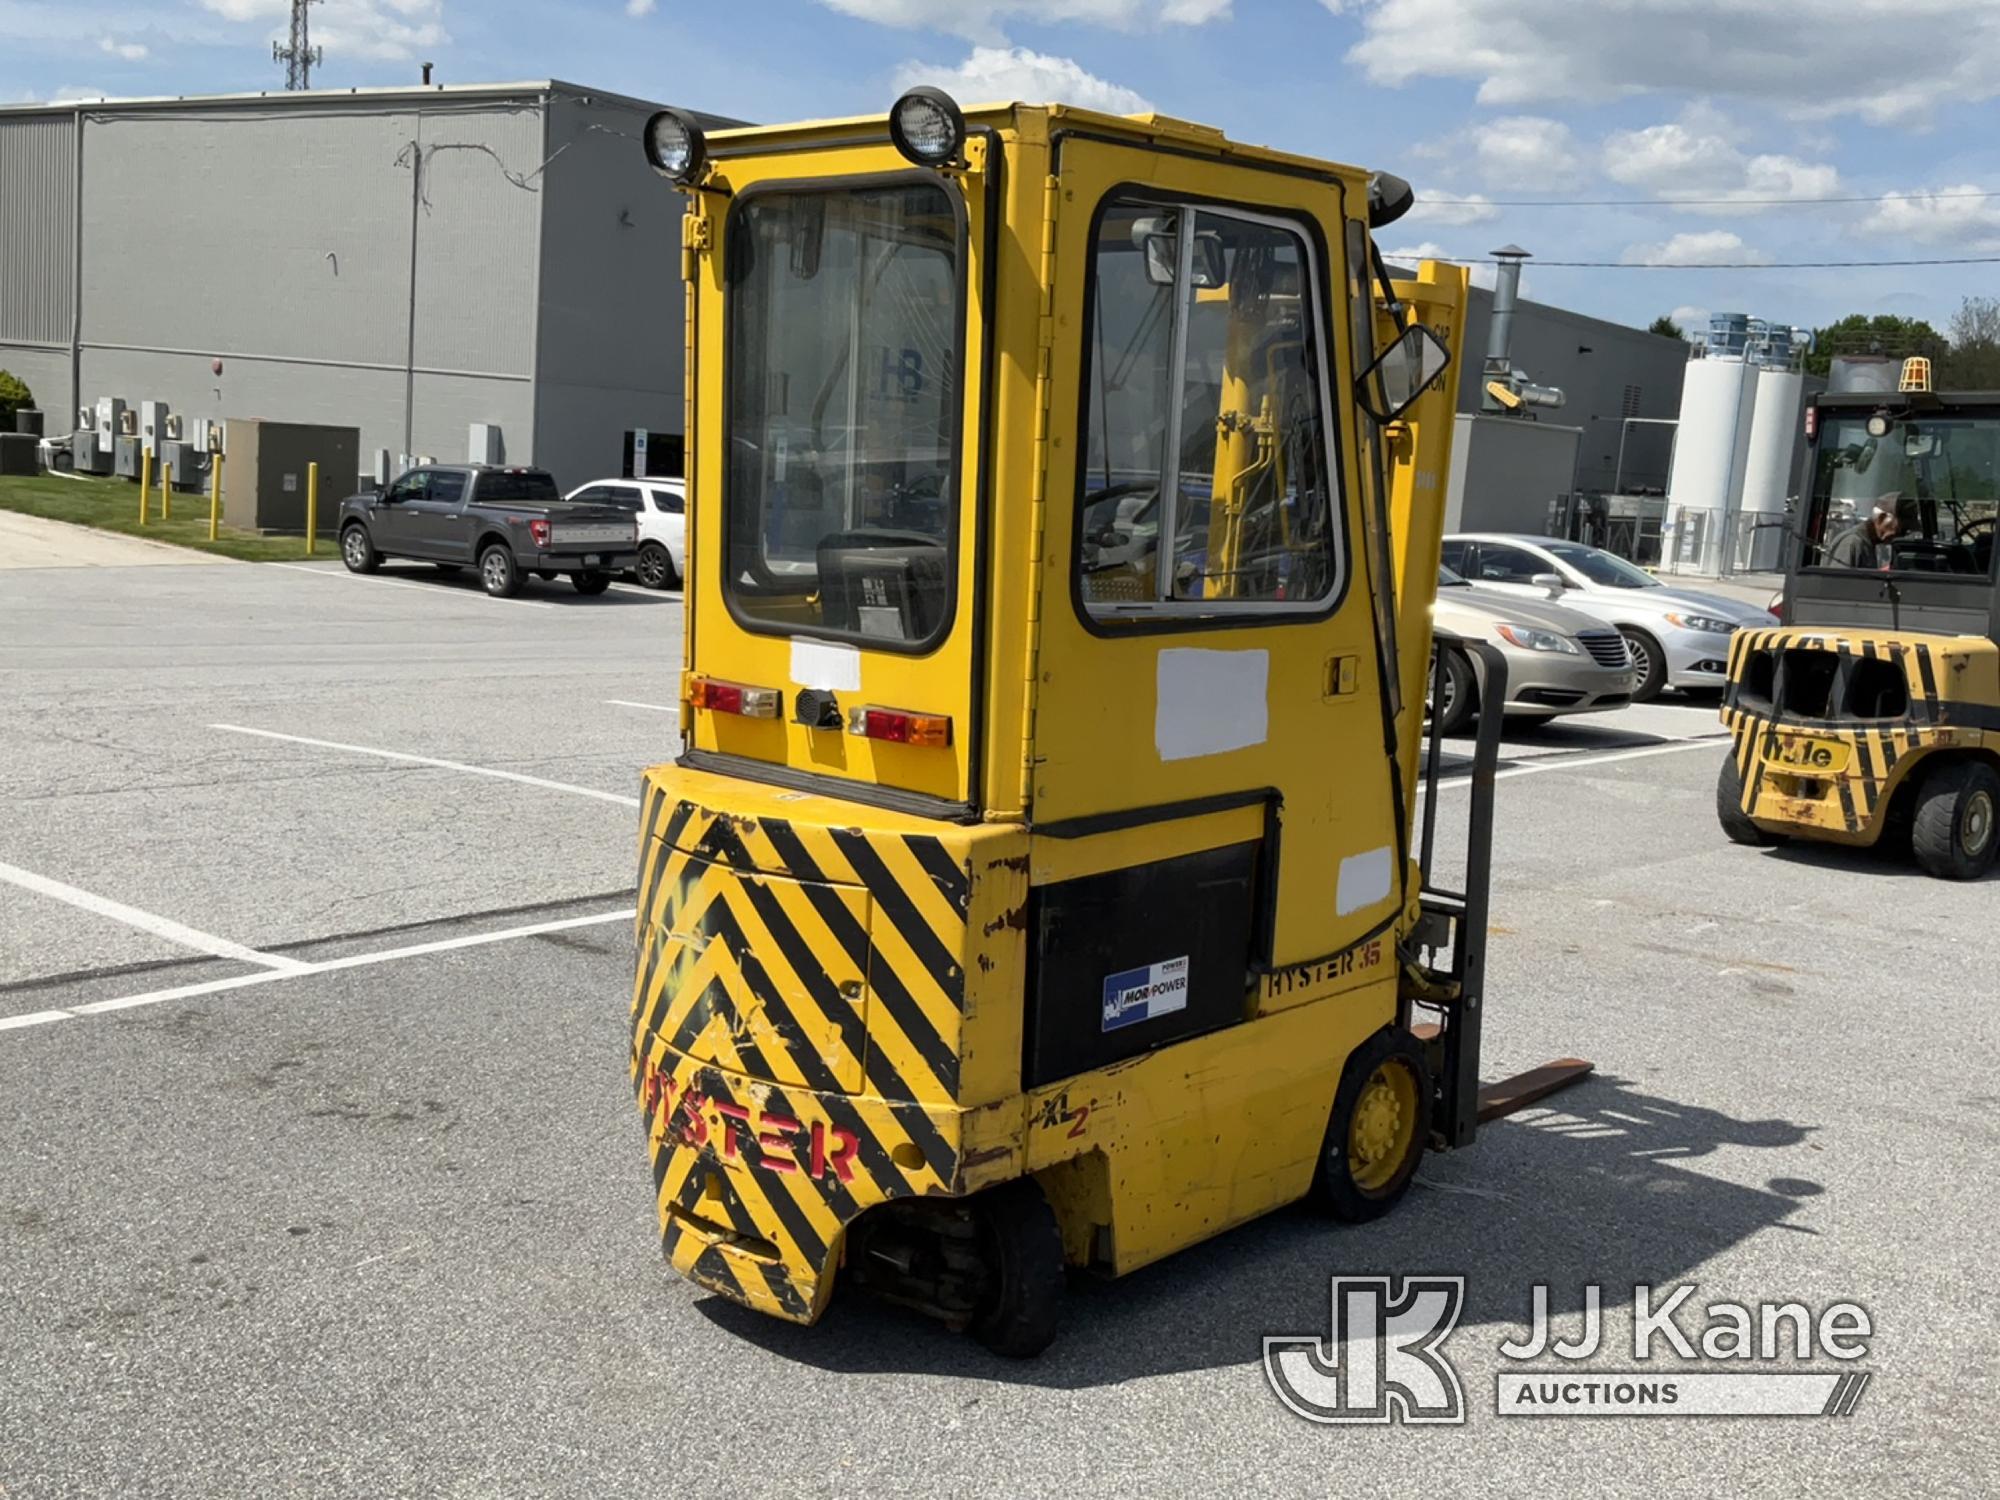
<box><xmin>564</xmin><ymin>477</ymin><xmax>686</xmax><ymax>590</ymax></box>
<box><xmin>1441</xmin><ymin>533</ymin><xmax>1778</xmax><ymax>701</ymax></box>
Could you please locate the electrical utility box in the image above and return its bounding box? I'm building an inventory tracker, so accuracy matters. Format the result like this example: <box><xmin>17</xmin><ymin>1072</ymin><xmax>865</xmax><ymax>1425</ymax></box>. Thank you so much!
<box><xmin>219</xmin><ymin>419</ymin><xmax>361</xmax><ymax>534</ymax></box>
<box><xmin>139</xmin><ymin>400</ymin><xmax>172</xmax><ymax>456</ymax></box>
<box><xmin>468</xmin><ymin>423</ymin><xmax>504</xmax><ymax>466</ymax></box>
<box><xmin>94</xmin><ymin>398</ymin><xmax>126</xmax><ymax>451</ymax></box>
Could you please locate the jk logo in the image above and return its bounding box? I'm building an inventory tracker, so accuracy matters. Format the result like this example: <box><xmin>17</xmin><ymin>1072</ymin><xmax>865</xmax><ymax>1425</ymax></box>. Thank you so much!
<box><xmin>1263</xmin><ymin>1276</ymin><xmax>1467</xmax><ymax>1425</ymax></box>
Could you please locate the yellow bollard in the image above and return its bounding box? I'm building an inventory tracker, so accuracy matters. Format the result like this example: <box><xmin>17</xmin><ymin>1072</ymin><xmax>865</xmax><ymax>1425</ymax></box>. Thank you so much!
<box><xmin>306</xmin><ymin>462</ymin><xmax>319</xmax><ymax>557</ymax></box>
<box><xmin>139</xmin><ymin>448</ymin><xmax>151</xmax><ymax>527</ymax></box>
<box><xmin>161</xmin><ymin>461</ymin><xmax>173</xmax><ymax>522</ymax></box>
<box><xmin>209</xmin><ymin>452</ymin><xmax>224</xmax><ymax>542</ymax></box>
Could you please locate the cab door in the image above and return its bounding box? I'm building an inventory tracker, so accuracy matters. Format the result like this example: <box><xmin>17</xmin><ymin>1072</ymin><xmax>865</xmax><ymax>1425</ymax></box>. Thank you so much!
<box><xmin>681</xmin><ymin>138</ymin><xmax>994</xmax><ymax>813</ymax></box>
<box><xmin>1030</xmin><ymin>137</ymin><xmax>1405</xmax><ymax>973</ymax></box>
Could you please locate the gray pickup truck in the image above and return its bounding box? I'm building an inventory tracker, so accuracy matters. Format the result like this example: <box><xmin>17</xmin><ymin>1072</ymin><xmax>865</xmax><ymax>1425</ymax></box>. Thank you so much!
<box><xmin>338</xmin><ymin>465</ymin><xmax>639</xmax><ymax>597</ymax></box>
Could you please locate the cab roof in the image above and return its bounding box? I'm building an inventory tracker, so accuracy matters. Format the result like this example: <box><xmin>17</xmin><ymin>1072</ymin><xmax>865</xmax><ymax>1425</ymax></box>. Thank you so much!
<box><xmin>700</xmin><ymin>101</ymin><xmax>1371</xmax><ymax>187</ymax></box>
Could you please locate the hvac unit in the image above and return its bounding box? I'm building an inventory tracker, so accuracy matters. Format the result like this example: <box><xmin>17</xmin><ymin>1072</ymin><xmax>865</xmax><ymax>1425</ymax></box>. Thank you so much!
<box><xmin>114</xmin><ymin>435</ymin><xmax>143</xmax><ymax>479</ymax></box>
<box><xmin>161</xmin><ymin>440</ymin><xmax>207</xmax><ymax>487</ymax></box>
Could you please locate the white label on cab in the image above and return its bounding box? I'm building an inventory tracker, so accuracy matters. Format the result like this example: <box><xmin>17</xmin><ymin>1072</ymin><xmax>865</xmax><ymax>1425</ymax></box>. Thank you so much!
<box><xmin>790</xmin><ymin>638</ymin><xmax>862</xmax><ymax>693</ymax></box>
<box><xmin>1336</xmin><ymin>845</ymin><xmax>1394</xmax><ymax>916</ymax></box>
<box><xmin>1154</xmin><ymin>647</ymin><xmax>1269</xmax><ymax>762</ymax></box>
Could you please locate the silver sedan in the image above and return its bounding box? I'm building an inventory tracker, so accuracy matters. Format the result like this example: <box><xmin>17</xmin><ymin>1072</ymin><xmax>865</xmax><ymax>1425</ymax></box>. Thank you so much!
<box><xmin>1430</xmin><ymin>567</ymin><xmax>1638</xmax><ymax>733</ymax></box>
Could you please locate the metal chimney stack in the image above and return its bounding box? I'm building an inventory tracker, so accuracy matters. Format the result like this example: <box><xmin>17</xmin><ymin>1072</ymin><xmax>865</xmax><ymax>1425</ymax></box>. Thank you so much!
<box><xmin>1480</xmin><ymin>244</ymin><xmax>1563</xmax><ymax>412</ymax></box>
<box><xmin>1485</xmin><ymin>244</ymin><xmax>1529</xmax><ymax>373</ymax></box>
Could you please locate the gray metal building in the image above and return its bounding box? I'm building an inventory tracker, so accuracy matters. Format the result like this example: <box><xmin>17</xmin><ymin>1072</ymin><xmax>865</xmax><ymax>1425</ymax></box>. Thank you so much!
<box><xmin>0</xmin><ymin>81</ymin><xmax>732</xmax><ymax>489</ymax></box>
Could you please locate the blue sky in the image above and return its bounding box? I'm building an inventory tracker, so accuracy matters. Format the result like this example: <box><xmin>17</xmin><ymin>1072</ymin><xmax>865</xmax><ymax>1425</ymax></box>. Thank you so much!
<box><xmin>5</xmin><ymin>0</ymin><xmax>1998</xmax><ymax>337</ymax></box>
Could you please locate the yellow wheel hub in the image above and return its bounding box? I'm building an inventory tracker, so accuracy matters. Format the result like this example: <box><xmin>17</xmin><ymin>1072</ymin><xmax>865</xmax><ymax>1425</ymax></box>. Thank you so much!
<box><xmin>1347</xmin><ymin>1061</ymin><xmax>1419</xmax><ymax>1193</ymax></box>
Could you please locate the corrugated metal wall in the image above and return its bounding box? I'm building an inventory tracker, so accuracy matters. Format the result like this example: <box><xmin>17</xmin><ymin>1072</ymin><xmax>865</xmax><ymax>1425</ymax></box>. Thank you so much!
<box><xmin>57</xmin><ymin>97</ymin><xmax>547</xmax><ymax>476</ymax></box>
<box><xmin>0</xmin><ymin>112</ymin><xmax>76</xmax><ymax>350</ymax></box>
<box><xmin>80</xmin><ymin>102</ymin><xmax>541</xmax><ymax>377</ymax></box>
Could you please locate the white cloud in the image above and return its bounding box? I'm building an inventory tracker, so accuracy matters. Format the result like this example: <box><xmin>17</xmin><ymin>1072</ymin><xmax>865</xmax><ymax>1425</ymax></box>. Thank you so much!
<box><xmin>1622</xmin><ymin>231</ymin><xmax>1770</xmax><ymax>267</ymax></box>
<box><xmin>1337</xmin><ymin>0</ymin><xmax>2000</xmax><ymax>127</ymax></box>
<box><xmin>1404</xmin><ymin>189</ymin><xmax>1498</xmax><ymax>226</ymax></box>
<box><xmin>627</xmin><ymin>0</ymin><xmax>657</xmax><ymax>13</ymax></box>
<box><xmin>1858</xmin><ymin>186</ymin><xmax>2000</xmax><ymax>251</ymax></box>
<box><xmin>1419</xmin><ymin>115</ymin><xmax>1581</xmax><ymax>191</ymax></box>
<box><xmin>893</xmin><ymin>45</ymin><xmax>1152</xmax><ymax>113</ymax></box>
<box><xmin>198</xmin><ymin>1</ymin><xmax>448</xmax><ymax>64</ymax></box>
<box><xmin>1602</xmin><ymin>114</ymin><xmax>1838</xmax><ymax>212</ymax></box>
<box><xmin>1670</xmin><ymin>304</ymin><xmax>1711</xmax><ymax>336</ymax></box>
<box><xmin>821</xmin><ymin>0</ymin><xmax>1228</xmax><ymax>41</ymax></box>
<box><xmin>98</xmin><ymin>39</ymin><xmax>150</xmax><ymax>62</ymax></box>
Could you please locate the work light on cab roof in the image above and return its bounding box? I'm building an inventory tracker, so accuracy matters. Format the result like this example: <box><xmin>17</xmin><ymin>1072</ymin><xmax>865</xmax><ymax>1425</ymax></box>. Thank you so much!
<box><xmin>643</xmin><ymin>106</ymin><xmax>707</xmax><ymax>185</ymax></box>
<box><xmin>888</xmin><ymin>86</ymin><xmax>965</xmax><ymax>168</ymax></box>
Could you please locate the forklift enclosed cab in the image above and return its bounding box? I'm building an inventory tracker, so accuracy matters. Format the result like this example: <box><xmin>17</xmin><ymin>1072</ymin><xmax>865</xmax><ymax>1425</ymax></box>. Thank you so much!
<box><xmin>629</xmin><ymin>94</ymin><xmax>1580</xmax><ymax>1351</ymax></box>
<box><xmin>1719</xmin><ymin>370</ymin><xmax>2000</xmax><ymax>878</ymax></box>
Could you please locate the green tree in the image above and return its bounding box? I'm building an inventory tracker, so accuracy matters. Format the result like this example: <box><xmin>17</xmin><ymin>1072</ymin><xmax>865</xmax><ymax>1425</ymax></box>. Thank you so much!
<box><xmin>0</xmin><ymin>370</ymin><xmax>32</xmax><ymax>424</ymax></box>
<box><xmin>1804</xmin><ymin>314</ymin><xmax>1946</xmax><ymax>378</ymax></box>
<box><xmin>1941</xmin><ymin>295</ymin><xmax>2000</xmax><ymax>390</ymax></box>
<box><xmin>1647</xmin><ymin>314</ymin><xmax>1686</xmax><ymax>340</ymax></box>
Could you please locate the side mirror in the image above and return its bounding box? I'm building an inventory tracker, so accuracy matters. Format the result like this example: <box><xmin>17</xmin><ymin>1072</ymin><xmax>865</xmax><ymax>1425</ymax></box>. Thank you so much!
<box><xmin>1356</xmin><ymin>324</ymin><xmax>1452</xmax><ymax>423</ymax></box>
<box><xmin>1531</xmin><ymin>572</ymin><xmax>1566</xmax><ymax>595</ymax></box>
<box><xmin>1135</xmin><ymin>218</ymin><xmax>1228</xmax><ymax>289</ymax></box>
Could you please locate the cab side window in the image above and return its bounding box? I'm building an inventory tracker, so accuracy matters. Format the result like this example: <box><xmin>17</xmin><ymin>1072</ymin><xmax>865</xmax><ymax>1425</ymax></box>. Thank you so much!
<box><xmin>653</xmin><ymin>487</ymin><xmax>685</xmax><ymax>515</ymax></box>
<box><xmin>1078</xmin><ymin>195</ymin><xmax>1342</xmax><ymax>617</ymax></box>
<box><xmin>388</xmin><ymin>471</ymin><xmax>430</xmax><ymax>503</ymax></box>
<box><xmin>428</xmin><ymin>471</ymin><xmax>467</xmax><ymax>505</ymax></box>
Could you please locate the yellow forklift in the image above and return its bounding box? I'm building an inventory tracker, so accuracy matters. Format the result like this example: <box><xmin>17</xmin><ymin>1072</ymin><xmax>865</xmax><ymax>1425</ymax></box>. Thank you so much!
<box><xmin>1718</xmin><ymin>359</ymin><xmax>2000</xmax><ymax>879</ymax></box>
<box><xmin>628</xmin><ymin>90</ymin><xmax>1590</xmax><ymax>1355</ymax></box>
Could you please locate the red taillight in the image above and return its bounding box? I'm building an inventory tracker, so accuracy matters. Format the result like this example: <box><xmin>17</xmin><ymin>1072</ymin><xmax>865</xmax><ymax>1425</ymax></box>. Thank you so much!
<box><xmin>686</xmin><ymin>675</ymin><xmax>780</xmax><ymax>719</ymax></box>
<box><xmin>847</xmin><ymin>705</ymin><xmax>952</xmax><ymax>748</ymax></box>
<box><xmin>529</xmin><ymin>518</ymin><xmax>551</xmax><ymax>547</ymax></box>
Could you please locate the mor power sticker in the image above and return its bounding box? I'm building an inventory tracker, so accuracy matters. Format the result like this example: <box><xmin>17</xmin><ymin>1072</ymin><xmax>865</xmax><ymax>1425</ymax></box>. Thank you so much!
<box><xmin>1101</xmin><ymin>956</ymin><xmax>1190</xmax><ymax>1032</ymax></box>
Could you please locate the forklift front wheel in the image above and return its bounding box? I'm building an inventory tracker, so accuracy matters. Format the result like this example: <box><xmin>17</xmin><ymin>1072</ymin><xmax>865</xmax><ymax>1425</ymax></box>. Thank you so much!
<box><xmin>1318</xmin><ymin>1028</ymin><xmax>1430</xmax><ymax>1223</ymax></box>
<box><xmin>969</xmin><ymin>1178</ymin><xmax>1065</xmax><ymax>1359</ymax></box>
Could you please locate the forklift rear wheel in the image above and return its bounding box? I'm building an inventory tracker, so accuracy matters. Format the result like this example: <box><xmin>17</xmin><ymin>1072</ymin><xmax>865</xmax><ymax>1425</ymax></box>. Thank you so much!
<box><xmin>1716</xmin><ymin>755</ymin><xmax>1783</xmax><ymax>847</ymax></box>
<box><xmin>1318</xmin><ymin>1028</ymin><xmax>1430</xmax><ymax>1223</ymax></box>
<box><xmin>969</xmin><ymin>1178</ymin><xmax>1065</xmax><ymax>1359</ymax></box>
<box><xmin>1912</xmin><ymin>759</ymin><xmax>2000</xmax><ymax>880</ymax></box>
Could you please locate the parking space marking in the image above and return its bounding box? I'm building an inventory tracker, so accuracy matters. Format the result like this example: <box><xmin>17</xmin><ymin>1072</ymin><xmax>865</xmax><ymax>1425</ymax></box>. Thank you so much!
<box><xmin>267</xmin><ymin>562</ymin><xmax>556</xmax><ymax>609</ymax></box>
<box><xmin>4</xmin><ymin>907</ymin><xmax>636</xmax><ymax>1033</ymax></box>
<box><xmin>606</xmin><ymin>699</ymin><xmax>680</xmax><ymax>714</ymax></box>
<box><xmin>211</xmin><ymin>725</ymin><xmax>643</xmax><ymax>807</ymax></box>
<box><xmin>0</xmin><ymin>858</ymin><xmax>309</xmax><ymax>973</ymax></box>
<box><xmin>1437</xmin><ymin>734</ymin><xmax>1726</xmax><ymax>791</ymax></box>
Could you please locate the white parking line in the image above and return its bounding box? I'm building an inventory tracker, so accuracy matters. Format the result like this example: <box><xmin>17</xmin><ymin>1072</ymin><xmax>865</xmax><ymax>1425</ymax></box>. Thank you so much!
<box><xmin>1436</xmin><ymin>734</ymin><xmax>1726</xmax><ymax>791</ymax></box>
<box><xmin>0</xmin><ymin>859</ymin><xmax>308</xmax><ymax>972</ymax></box>
<box><xmin>606</xmin><ymin>699</ymin><xmax>680</xmax><ymax>714</ymax></box>
<box><xmin>212</xmin><ymin>725</ymin><xmax>642</xmax><ymax>807</ymax></box>
<box><xmin>3</xmin><ymin>907</ymin><xmax>636</xmax><ymax>1033</ymax></box>
<box><xmin>268</xmin><ymin>561</ymin><xmax>556</xmax><ymax>609</ymax></box>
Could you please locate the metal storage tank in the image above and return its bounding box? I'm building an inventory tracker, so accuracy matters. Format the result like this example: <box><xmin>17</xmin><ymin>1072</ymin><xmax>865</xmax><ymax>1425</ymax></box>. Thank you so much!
<box><xmin>1738</xmin><ymin>365</ymin><xmax>1806</xmax><ymax>571</ymax></box>
<box><xmin>1665</xmin><ymin>354</ymin><xmax>1759</xmax><ymax>572</ymax></box>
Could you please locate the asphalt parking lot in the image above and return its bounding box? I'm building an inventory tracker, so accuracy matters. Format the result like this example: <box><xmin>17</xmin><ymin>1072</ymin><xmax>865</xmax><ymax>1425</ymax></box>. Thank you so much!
<box><xmin>4</xmin><ymin>554</ymin><xmax>1996</xmax><ymax>1498</ymax></box>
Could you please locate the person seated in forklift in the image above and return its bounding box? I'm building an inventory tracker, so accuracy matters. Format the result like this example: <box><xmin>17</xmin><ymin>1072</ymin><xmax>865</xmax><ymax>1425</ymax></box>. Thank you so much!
<box><xmin>1824</xmin><ymin>495</ymin><xmax>1910</xmax><ymax>569</ymax></box>
<box><xmin>1719</xmin><ymin>365</ymin><xmax>2000</xmax><ymax>879</ymax></box>
<box><xmin>626</xmin><ymin>90</ymin><xmax>1591</xmax><ymax>1358</ymax></box>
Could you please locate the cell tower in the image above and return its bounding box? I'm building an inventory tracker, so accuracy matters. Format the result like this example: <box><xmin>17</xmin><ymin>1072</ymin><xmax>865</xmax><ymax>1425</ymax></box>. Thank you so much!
<box><xmin>273</xmin><ymin>0</ymin><xmax>323</xmax><ymax>91</ymax></box>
